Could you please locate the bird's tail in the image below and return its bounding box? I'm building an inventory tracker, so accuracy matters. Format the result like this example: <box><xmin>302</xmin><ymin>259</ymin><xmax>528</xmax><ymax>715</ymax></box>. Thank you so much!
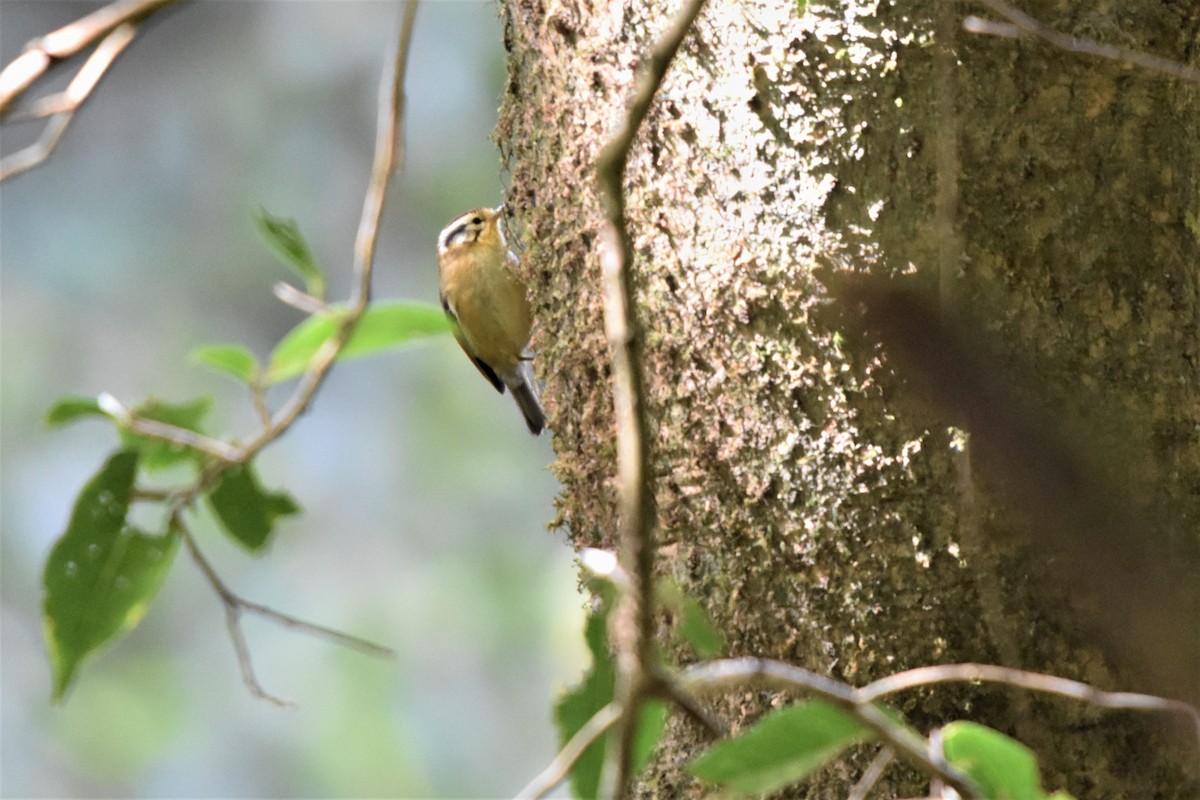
<box><xmin>507</xmin><ymin>363</ymin><xmax>546</xmax><ymax>435</ymax></box>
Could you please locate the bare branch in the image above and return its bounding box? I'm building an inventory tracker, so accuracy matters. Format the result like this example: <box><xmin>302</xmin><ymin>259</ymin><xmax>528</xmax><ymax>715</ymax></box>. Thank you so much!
<box><xmin>1</xmin><ymin>112</ymin><xmax>71</xmax><ymax>182</ymax></box>
<box><xmin>514</xmin><ymin>702</ymin><xmax>622</xmax><ymax>800</ymax></box>
<box><xmin>1</xmin><ymin>23</ymin><xmax>137</xmax><ymax>181</ymax></box>
<box><xmin>273</xmin><ymin>281</ymin><xmax>332</xmax><ymax>316</ymax></box>
<box><xmin>236</xmin><ymin>0</ymin><xmax>418</xmax><ymax>464</ymax></box>
<box><xmin>124</xmin><ymin>414</ymin><xmax>243</xmax><ymax>463</ymax></box>
<box><xmin>7</xmin><ymin>22</ymin><xmax>136</xmax><ymax>122</ymax></box>
<box><xmin>176</xmin><ymin>516</ymin><xmax>394</xmax><ymax>706</ymax></box>
<box><xmin>848</xmin><ymin>746</ymin><xmax>896</xmax><ymax>800</ymax></box>
<box><xmin>0</xmin><ymin>0</ymin><xmax>178</xmax><ymax>116</ymax></box>
<box><xmin>678</xmin><ymin>658</ymin><xmax>980</xmax><ymax>797</ymax></box>
<box><xmin>593</xmin><ymin>0</ymin><xmax>706</xmax><ymax>796</ymax></box>
<box><xmin>1</xmin><ymin>0</ymin><xmax>182</xmax><ymax>181</ymax></box>
<box><xmin>223</xmin><ymin>603</ymin><xmax>295</xmax><ymax>709</ymax></box>
<box><xmin>965</xmin><ymin>0</ymin><xmax>1200</xmax><ymax>84</ymax></box>
<box><xmin>859</xmin><ymin>662</ymin><xmax>1200</xmax><ymax>745</ymax></box>
<box><xmin>679</xmin><ymin>655</ymin><xmax>1200</xmax><ymax>795</ymax></box>
<box><xmin>236</xmin><ymin>595</ymin><xmax>396</xmax><ymax>660</ymax></box>
<box><xmin>651</xmin><ymin>671</ymin><xmax>726</xmax><ymax>739</ymax></box>
<box><xmin>29</xmin><ymin>2</ymin><xmax>417</xmax><ymax>473</ymax></box>
<box><xmin>172</xmin><ymin>0</ymin><xmax>416</xmax><ymax>706</ymax></box>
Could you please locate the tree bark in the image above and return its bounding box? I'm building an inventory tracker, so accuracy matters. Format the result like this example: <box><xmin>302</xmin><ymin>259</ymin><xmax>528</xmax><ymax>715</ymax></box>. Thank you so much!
<box><xmin>497</xmin><ymin>0</ymin><xmax>1200</xmax><ymax>795</ymax></box>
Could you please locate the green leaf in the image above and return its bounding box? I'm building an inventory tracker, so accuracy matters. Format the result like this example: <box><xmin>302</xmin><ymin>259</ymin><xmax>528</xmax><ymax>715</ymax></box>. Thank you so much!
<box><xmin>206</xmin><ymin>462</ymin><xmax>301</xmax><ymax>551</ymax></box>
<box><xmin>45</xmin><ymin>395</ymin><xmax>109</xmax><ymax>428</ymax></box>
<box><xmin>120</xmin><ymin>397</ymin><xmax>213</xmax><ymax>472</ymax></box>
<box><xmin>265</xmin><ymin>301</ymin><xmax>451</xmax><ymax>384</ymax></box>
<box><xmin>254</xmin><ymin>208</ymin><xmax>325</xmax><ymax>298</ymax></box>
<box><xmin>555</xmin><ymin>594</ymin><xmax>616</xmax><ymax>800</ymax></box>
<box><xmin>633</xmin><ymin>700</ymin><xmax>668</xmax><ymax>774</ymax></box>
<box><xmin>554</xmin><ymin>579</ymin><xmax>669</xmax><ymax>799</ymax></box>
<box><xmin>190</xmin><ymin>343</ymin><xmax>261</xmax><ymax>385</ymax></box>
<box><xmin>943</xmin><ymin>722</ymin><xmax>1075</xmax><ymax>800</ymax></box>
<box><xmin>678</xmin><ymin>596</ymin><xmax>723</xmax><ymax>659</ymax></box>
<box><xmin>43</xmin><ymin>450</ymin><xmax>179</xmax><ymax>701</ymax></box>
<box><xmin>658</xmin><ymin>580</ymin><xmax>723</xmax><ymax>659</ymax></box>
<box><xmin>689</xmin><ymin>701</ymin><xmax>872</xmax><ymax>796</ymax></box>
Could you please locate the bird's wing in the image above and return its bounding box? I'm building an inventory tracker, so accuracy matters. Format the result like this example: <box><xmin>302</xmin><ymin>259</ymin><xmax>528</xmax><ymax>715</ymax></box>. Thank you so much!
<box><xmin>441</xmin><ymin>292</ymin><xmax>505</xmax><ymax>394</ymax></box>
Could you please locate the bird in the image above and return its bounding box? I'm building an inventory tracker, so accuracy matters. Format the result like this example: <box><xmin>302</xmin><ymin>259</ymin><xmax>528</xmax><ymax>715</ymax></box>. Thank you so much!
<box><xmin>437</xmin><ymin>204</ymin><xmax>545</xmax><ymax>435</ymax></box>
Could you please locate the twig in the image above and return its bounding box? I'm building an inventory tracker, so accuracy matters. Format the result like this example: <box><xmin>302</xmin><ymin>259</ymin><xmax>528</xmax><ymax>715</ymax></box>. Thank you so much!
<box><xmin>175</xmin><ymin>515</ymin><xmax>394</xmax><ymax>707</ymax></box>
<box><xmin>677</xmin><ymin>658</ymin><xmax>980</xmax><ymax>797</ymax></box>
<box><xmin>679</xmin><ymin>656</ymin><xmax>1200</xmax><ymax>794</ymax></box>
<box><xmin>514</xmin><ymin>702</ymin><xmax>623</xmax><ymax>800</ymax></box>
<box><xmin>593</xmin><ymin>1</ymin><xmax>706</xmax><ymax>797</ymax></box>
<box><xmin>859</xmin><ymin>662</ymin><xmax>1200</xmax><ymax>745</ymax></box>
<box><xmin>651</xmin><ymin>671</ymin><xmax>726</xmax><ymax>738</ymax></box>
<box><xmin>234</xmin><ymin>594</ymin><xmax>396</xmax><ymax>659</ymax></box>
<box><xmin>235</xmin><ymin>0</ymin><xmax>417</xmax><ymax>464</ymax></box>
<box><xmin>848</xmin><ymin>745</ymin><xmax>896</xmax><ymax>800</ymax></box>
<box><xmin>179</xmin><ymin>5</ymin><xmax>415</xmax><ymax>702</ymax></box>
<box><xmin>273</xmin><ymin>281</ymin><xmax>332</xmax><ymax>316</ymax></box>
<box><xmin>0</xmin><ymin>0</ymin><xmax>178</xmax><ymax>116</ymax></box>
<box><xmin>222</xmin><ymin>602</ymin><xmax>294</xmax><ymax>708</ymax></box>
<box><xmin>1</xmin><ymin>23</ymin><xmax>137</xmax><ymax>182</ymax></box>
<box><xmin>125</xmin><ymin>415</ymin><xmax>243</xmax><ymax>463</ymax></box>
<box><xmin>0</xmin><ymin>0</ymin><xmax>181</xmax><ymax>181</ymax></box>
<box><xmin>965</xmin><ymin>0</ymin><xmax>1200</xmax><ymax>84</ymax></box>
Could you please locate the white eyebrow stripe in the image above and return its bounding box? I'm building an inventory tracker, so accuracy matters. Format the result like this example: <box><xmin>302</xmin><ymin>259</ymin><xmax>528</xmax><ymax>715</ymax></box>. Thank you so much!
<box><xmin>437</xmin><ymin>211</ymin><xmax>489</xmax><ymax>254</ymax></box>
<box><xmin>438</xmin><ymin>221</ymin><xmax>471</xmax><ymax>253</ymax></box>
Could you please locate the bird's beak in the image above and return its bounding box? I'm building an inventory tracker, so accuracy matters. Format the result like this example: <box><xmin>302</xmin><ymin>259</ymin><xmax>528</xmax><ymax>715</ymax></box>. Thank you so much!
<box><xmin>493</xmin><ymin>203</ymin><xmax>508</xmax><ymax>217</ymax></box>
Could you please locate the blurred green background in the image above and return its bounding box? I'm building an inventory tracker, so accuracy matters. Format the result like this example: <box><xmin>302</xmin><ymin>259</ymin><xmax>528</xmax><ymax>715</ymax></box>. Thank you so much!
<box><xmin>0</xmin><ymin>2</ymin><xmax>586</xmax><ymax>797</ymax></box>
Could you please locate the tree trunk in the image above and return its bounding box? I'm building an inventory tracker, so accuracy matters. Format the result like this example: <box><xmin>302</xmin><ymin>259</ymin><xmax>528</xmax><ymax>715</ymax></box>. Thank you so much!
<box><xmin>497</xmin><ymin>0</ymin><xmax>1200</xmax><ymax>796</ymax></box>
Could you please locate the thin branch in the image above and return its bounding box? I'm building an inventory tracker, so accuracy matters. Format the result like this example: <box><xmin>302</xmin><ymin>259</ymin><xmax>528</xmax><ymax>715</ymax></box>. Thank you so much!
<box><xmin>0</xmin><ymin>0</ymin><xmax>178</xmax><ymax>116</ymax></box>
<box><xmin>176</xmin><ymin>516</ymin><xmax>394</xmax><ymax>706</ymax></box>
<box><xmin>8</xmin><ymin>0</ymin><xmax>416</xmax><ymax>708</ymax></box>
<box><xmin>514</xmin><ymin>675</ymin><xmax>721</xmax><ymax>800</ymax></box>
<box><xmin>350</xmin><ymin>0</ymin><xmax>415</xmax><ymax>310</ymax></box>
<box><xmin>651</xmin><ymin>671</ymin><xmax>727</xmax><ymax>739</ymax></box>
<box><xmin>965</xmin><ymin>0</ymin><xmax>1200</xmax><ymax>84</ymax></box>
<box><xmin>593</xmin><ymin>0</ymin><xmax>706</xmax><ymax>796</ymax></box>
<box><xmin>235</xmin><ymin>0</ymin><xmax>417</xmax><ymax>464</ymax></box>
<box><xmin>249</xmin><ymin>382</ymin><xmax>272</xmax><ymax>430</ymax></box>
<box><xmin>514</xmin><ymin>702</ymin><xmax>623</xmax><ymax>800</ymax></box>
<box><xmin>0</xmin><ymin>0</ymin><xmax>182</xmax><ymax>181</ymax></box>
<box><xmin>9</xmin><ymin>21</ymin><xmax>136</xmax><ymax>122</ymax></box>
<box><xmin>679</xmin><ymin>656</ymin><xmax>1200</xmax><ymax>794</ymax></box>
<box><xmin>125</xmin><ymin>415</ymin><xmax>243</xmax><ymax>463</ymax></box>
<box><xmin>234</xmin><ymin>594</ymin><xmax>396</xmax><ymax>660</ymax></box>
<box><xmin>186</xmin><ymin>0</ymin><xmax>415</xmax><ymax>704</ymax></box>
<box><xmin>859</xmin><ymin>662</ymin><xmax>1200</xmax><ymax>745</ymax></box>
<box><xmin>1</xmin><ymin>22</ymin><xmax>137</xmax><ymax>182</ymax></box>
<box><xmin>222</xmin><ymin>603</ymin><xmax>295</xmax><ymax>709</ymax></box>
<box><xmin>273</xmin><ymin>281</ymin><xmax>332</xmax><ymax>316</ymax></box>
<box><xmin>848</xmin><ymin>745</ymin><xmax>896</xmax><ymax>800</ymax></box>
<box><xmin>677</xmin><ymin>658</ymin><xmax>981</xmax><ymax>797</ymax></box>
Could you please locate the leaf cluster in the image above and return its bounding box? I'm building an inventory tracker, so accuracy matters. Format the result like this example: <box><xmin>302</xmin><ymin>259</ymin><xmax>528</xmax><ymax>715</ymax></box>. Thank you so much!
<box><xmin>40</xmin><ymin>210</ymin><xmax>450</xmax><ymax>700</ymax></box>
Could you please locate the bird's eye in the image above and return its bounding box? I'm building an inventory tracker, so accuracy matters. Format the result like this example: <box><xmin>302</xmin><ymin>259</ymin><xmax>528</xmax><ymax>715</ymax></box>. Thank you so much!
<box><xmin>471</xmin><ymin>216</ymin><xmax>484</xmax><ymax>225</ymax></box>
